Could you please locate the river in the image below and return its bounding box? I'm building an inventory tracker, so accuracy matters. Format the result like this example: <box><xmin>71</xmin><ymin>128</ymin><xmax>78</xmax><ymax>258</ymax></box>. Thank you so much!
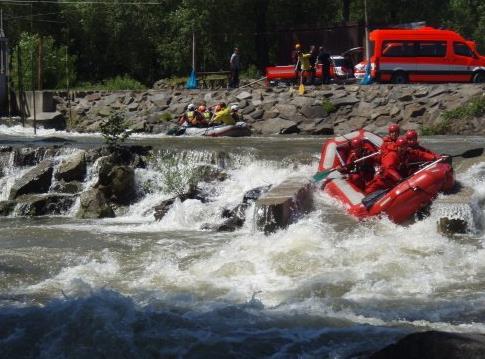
<box><xmin>1</xmin><ymin>125</ymin><xmax>485</xmax><ymax>358</ymax></box>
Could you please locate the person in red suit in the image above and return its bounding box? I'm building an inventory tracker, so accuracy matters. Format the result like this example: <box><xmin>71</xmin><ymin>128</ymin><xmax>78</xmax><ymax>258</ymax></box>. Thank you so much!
<box><xmin>365</xmin><ymin>136</ymin><xmax>408</xmax><ymax>194</ymax></box>
<box><xmin>343</xmin><ymin>138</ymin><xmax>377</xmax><ymax>190</ymax></box>
<box><xmin>381</xmin><ymin>123</ymin><xmax>400</xmax><ymax>156</ymax></box>
<box><xmin>404</xmin><ymin>130</ymin><xmax>440</xmax><ymax>176</ymax></box>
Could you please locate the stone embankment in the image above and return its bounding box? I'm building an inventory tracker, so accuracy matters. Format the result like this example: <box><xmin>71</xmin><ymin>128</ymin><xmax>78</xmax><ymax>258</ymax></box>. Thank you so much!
<box><xmin>54</xmin><ymin>83</ymin><xmax>485</xmax><ymax>135</ymax></box>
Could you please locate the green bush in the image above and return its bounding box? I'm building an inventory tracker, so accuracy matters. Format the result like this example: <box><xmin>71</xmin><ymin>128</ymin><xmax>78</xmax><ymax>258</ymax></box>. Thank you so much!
<box><xmin>73</xmin><ymin>75</ymin><xmax>146</xmax><ymax>91</ymax></box>
<box><xmin>421</xmin><ymin>95</ymin><xmax>485</xmax><ymax>135</ymax></box>
<box><xmin>442</xmin><ymin>95</ymin><xmax>485</xmax><ymax>121</ymax></box>
<box><xmin>240</xmin><ymin>64</ymin><xmax>261</xmax><ymax>79</ymax></box>
<box><xmin>11</xmin><ymin>32</ymin><xmax>77</xmax><ymax>90</ymax></box>
<box><xmin>99</xmin><ymin>112</ymin><xmax>131</xmax><ymax>151</ymax></box>
<box><xmin>321</xmin><ymin>98</ymin><xmax>337</xmax><ymax>113</ymax></box>
<box><xmin>160</xmin><ymin>113</ymin><xmax>173</xmax><ymax>122</ymax></box>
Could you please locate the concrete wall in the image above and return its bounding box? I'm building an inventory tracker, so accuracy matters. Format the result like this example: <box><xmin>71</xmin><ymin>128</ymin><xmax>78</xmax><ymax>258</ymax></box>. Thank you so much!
<box><xmin>16</xmin><ymin>91</ymin><xmax>56</xmax><ymax>116</ymax></box>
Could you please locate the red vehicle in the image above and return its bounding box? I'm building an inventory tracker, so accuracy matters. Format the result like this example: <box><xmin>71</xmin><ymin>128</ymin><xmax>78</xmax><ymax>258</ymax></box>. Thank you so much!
<box><xmin>356</xmin><ymin>27</ymin><xmax>485</xmax><ymax>83</ymax></box>
<box><xmin>318</xmin><ymin>129</ymin><xmax>454</xmax><ymax>224</ymax></box>
<box><xmin>265</xmin><ymin>55</ymin><xmax>355</xmax><ymax>85</ymax></box>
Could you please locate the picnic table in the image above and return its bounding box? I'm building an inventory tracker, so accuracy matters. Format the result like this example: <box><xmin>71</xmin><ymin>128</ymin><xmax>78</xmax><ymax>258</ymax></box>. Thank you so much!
<box><xmin>197</xmin><ymin>71</ymin><xmax>231</xmax><ymax>89</ymax></box>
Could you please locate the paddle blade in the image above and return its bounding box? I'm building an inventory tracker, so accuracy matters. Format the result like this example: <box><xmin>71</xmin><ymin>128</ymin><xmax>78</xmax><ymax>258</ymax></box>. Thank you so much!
<box><xmin>362</xmin><ymin>188</ymin><xmax>389</xmax><ymax>210</ymax></box>
<box><xmin>312</xmin><ymin>169</ymin><xmax>332</xmax><ymax>182</ymax></box>
<box><xmin>460</xmin><ymin>148</ymin><xmax>483</xmax><ymax>158</ymax></box>
<box><xmin>298</xmin><ymin>83</ymin><xmax>305</xmax><ymax>95</ymax></box>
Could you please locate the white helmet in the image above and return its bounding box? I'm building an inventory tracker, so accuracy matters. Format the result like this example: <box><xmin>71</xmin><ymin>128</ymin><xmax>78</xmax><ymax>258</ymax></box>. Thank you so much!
<box><xmin>188</xmin><ymin>103</ymin><xmax>195</xmax><ymax>110</ymax></box>
<box><xmin>230</xmin><ymin>104</ymin><xmax>239</xmax><ymax>111</ymax></box>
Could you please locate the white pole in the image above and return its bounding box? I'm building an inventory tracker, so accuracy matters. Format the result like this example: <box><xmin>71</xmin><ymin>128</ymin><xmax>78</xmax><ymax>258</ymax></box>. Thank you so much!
<box><xmin>192</xmin><ymin>31</ymin><xmax>195</xmax><ymax>71</ymax></box>
<box><xmin>364</xmin><ymin>0</ymin><xmax>369</xmax><ymax>61</ymax></box>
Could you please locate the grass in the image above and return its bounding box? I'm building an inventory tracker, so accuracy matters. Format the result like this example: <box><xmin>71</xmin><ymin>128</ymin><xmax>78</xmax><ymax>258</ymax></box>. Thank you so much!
<box><xmin>321</xmin><ymin>98</ymin><xmax>337</xmax><ymax>114</ymax></box>
<box><xmin>421</xmin><ymin>95</ymin><xmax>485</xmax><ymax>135</ymax></box>
<box><xmin>73</xmin><ymin>75</ymin><xmax>147</xmax><ymax>91</ymax></box>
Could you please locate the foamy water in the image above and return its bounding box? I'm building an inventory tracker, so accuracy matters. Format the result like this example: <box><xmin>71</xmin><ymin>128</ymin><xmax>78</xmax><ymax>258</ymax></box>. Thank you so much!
<box><xmin>1</xmin><ymin>145</ymin><xmax>485</xmax><ymax>358</ymax></box>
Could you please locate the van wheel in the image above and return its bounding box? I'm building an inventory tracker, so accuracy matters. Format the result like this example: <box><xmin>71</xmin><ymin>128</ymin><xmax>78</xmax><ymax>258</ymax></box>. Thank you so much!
<box><xmin>391</xmin><ymin>72</ymin><xmax>408</xmax><ymax>84</ymax></box>
<box><xmin>472</xmin><ymin>71</ymin><xmax>485</xmax><ymax>83</ymax></box>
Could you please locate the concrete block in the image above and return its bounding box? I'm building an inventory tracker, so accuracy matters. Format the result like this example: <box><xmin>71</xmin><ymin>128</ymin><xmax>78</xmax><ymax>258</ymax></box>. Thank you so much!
<box><xmin>255</xmin><ymin>176</ymin><xmax>313</xmax><ymax>234</ymax></box>
<box><xmin>433</xmin><ymin>184</ymin><xmax>482</xmax><ymax>236</ymax></box>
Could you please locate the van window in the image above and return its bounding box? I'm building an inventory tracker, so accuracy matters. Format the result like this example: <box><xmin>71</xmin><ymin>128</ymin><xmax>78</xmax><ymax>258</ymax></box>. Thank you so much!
<box><xmin>382</xmin><ymin>41</ymin><xmax>415</xmax><ymax>57</ymax></box>
<box><xmin>454</xmin><ymin>42</ymin><xmax>473</xmax><ymax>57</ymax></box>
<box><xmin>417</xmin><ymin>41</ymin><xmax>446</xmax><ymax>57</ymax></box>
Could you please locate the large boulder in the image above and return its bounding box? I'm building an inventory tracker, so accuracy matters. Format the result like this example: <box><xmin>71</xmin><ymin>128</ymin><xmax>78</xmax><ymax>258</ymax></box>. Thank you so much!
<box><xmin>9</xmin><ymin>159</ymin><xmax>54</xmax><ymax>200</ymax></box>
<box><xmin>77</xmin><ymin>188</ymin><xmax>115</xmax><ymax>219</ymax></box>
<box><xmin>55</xmin><ymin>150</ymin><xmax>87</xmax><ymax>182</ymax></box>
<box><xmin>252</xmin><ymin>118</ymin><xmax>299</xmax><ymax>135</ymax></box>
<box><xmin>98</xmin><ymin>165</ymin><xmax>136</xmax><ymax>205</ymax></box>
<box><xmin>0</xmin><ymin>200</ymin><xmax>16</xmax><ymax>216</ymax></box>
<box><xmin>370</xmin><ymin>331</ymin><xmax>485</xmax><ymax>359</ymax></box>
<box><xmin>16</xmin><ymin>194</ymin><xmax>77</xmax><ymax>216</ymax></box>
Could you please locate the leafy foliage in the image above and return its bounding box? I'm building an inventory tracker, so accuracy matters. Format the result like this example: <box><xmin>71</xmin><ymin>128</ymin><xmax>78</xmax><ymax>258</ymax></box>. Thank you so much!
<box><xmin>11</xmin><ymin>32</ymin><xmax>77</xmax><ymax>90</ymax></box>
<box><xmin>2</xmin><ymin>0</ymin><xmax>485</xmax><ymax>86</ymax></box>
<box><xmin>99</xmin><ymin>112</ymin><xmax>131</xmax><ymax>151</ymax></box>
<box><xmin>442</xmin><ymin>95</ymin><xmax>485</xmax><ymax>121</ymax></box>
<box><xmin>422</xmin><ymin>95</ymin><xmax>485</xmax><ymax>134</ymax></box>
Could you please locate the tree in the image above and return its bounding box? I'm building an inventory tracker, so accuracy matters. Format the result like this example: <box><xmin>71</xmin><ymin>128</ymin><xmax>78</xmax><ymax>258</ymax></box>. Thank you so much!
<box><xmin>11</xmin><ymin>32</ymin><xmax>76</xmax><ymax>90</ymax></box>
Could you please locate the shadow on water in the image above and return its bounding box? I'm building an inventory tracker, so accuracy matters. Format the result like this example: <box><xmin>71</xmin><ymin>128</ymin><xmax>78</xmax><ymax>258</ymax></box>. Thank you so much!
<box><xmin>0</xmin><ymin>289</ymin><xmax>407</xmax><ymax>359</ymax></box>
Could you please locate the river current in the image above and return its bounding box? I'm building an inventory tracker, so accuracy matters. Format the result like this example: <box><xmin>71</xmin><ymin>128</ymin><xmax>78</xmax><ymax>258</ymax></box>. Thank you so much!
<box><xmin>1</xmin><ymin>125</ymin><xmax>485</xmax><ymax>358</ymax></box>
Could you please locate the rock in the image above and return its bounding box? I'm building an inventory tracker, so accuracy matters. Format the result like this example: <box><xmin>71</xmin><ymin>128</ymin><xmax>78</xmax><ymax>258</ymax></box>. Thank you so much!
<box><xmin>262</xmin><ymin>110</ymin><xmax>279</xmax><ymax>120</ymax></box>
<box><xmin>127</xmin><ymin>102</ymin><xmax>139</xmax><ymax>111</ymax></box>
<box><xmin>255</xmin><ymin>176</ymin><xmax>314</xmax><ymax>234</ymax></box>
<box><xmin>102</xmin><ymin>165</ymin><xmax>137</xmax><ymax>205</ymax></box>
<box><xmin>370</xmin><ymin>331</ymin><xmax>485</xmax><ymax>359</ymax></box>
<box><xmin>154</xmin><ymin>186</ymin><xmax>207</xmax><ymax>221</ymax></box>
<box><xmin>242</xmin><ymin>105</ymin><xmax>255</xmax><ymax>115</ymax></box>
<box><xmin>191</xmin><ymin>165</ymin><xmax>227</xmax><ymax>183</ymax></box>
<box><xmin>404</xmin><ymin>103</ymin><xmax>426</xmax><ymax>119</ymax></box>
<box><xmin>16</xmin><ymin>194</ymin><xmax>77</xmax><ymax>216</ymax></box>
<box><xmin>253</xmin><ymin>118</ymin><xmax>299</xmax><ymax>135</ymax></box>
<box><xmin>275</xmin><ymin>104</ymin><xmax>297</xmax><ymax>119</ymax></box>
<box><xmin>251</xmin><ymin>109</ymin><xmax>264</xmax><ymax>120</ymax></box>
<box><xmin>9</xmin><ymin>160</ymin><xmax>54</xmax><ymax>200</ymax></box>
<box><xmin>55</xmin><ymin>151</ymin><xmax>87</xmax><ymax>182</ymax></box>
<box><xmin>212</xmin><ymin>185</ymin><xmax>271</xmax><ymax>232</ymax></box>
<box><xmin>300</xmin><ymin>104</ymin><xmax>327</xmax><ymax>119</ymax></box>
<box><xmin>428</xmin><ymin>86</ymin><xmax>450</xmax><ymax>98</ymax></box>
<box><xmin>77</xmin><ymin>188</ymin><xmax>115</xmax><ymax>219</ymax></box>
<box><xmin>13</xmin><ymin>148</ymin><xmax>46</xmax><ymax>167</ymax></box>
<box><xmin>290</xmin><ymin>96</ymin><xmax>314</xmax><ymax>107</ymax></box>
<box><xmin>96</xmin><ymin>106</ymin><xmax>112</xmax><ymax>117</ymax></box>
<box><xmin>148</xmin><ymin>93</ymin><xmax>171</xmax><ymax>107</ymax></box>
<box><xmin>332</xmin><ymin>96</ymin><xmax>359</xmax><ymax>108</ymax></box>
<box><xmin>262</xmin><ymin>100</ymin><xmax>278</xmax><ymax>111</ymax></box>
<box><xmin>51</xmin><ymin>180</ymin><xmax>84</xmax><ymax>194</ymax></box>
<box><xmin>236</xmin><ymin>91</ymin><xmax>252</xmax><ymax>100</ymax></box>
<box><xmin>0</xmin><ymin>200</ymin><xmax>16</xmax><ymax>216</ymax></box>
<box><xmin>414</xmin><ymin>87</ymin><xmax>429</xmax><ymax>98</ymax></box>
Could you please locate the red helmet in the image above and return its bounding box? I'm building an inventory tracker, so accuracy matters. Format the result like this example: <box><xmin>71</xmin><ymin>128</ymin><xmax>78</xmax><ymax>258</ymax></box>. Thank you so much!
<box><xmin>388</xmin><ymin>123</ymin><xmax>400</xmax><ymax>134</ymax></box>
<box><xmin>350</xmin><ymin>138</ymin><xmax>363</xmax><ymax>149</ymax></box>
<box><xmin>405</xmin><ymin>129</ymin><xmax>417</xmax><ymax>140</ymax></box>
<box><xmin>396</xmin><ymin>136</ymin><xmax>408</xmax><ymax>148</ymax></box>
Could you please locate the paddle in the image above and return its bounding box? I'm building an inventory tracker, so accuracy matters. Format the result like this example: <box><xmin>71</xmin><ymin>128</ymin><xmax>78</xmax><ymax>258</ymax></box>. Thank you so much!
<box><xmin>313</xmin><ymin>151</ymin><xmax>380</xmax><ymax>182</ymax></box>
<box><xmin>361</xmin><ymin>147</ymin><xmax>484</xmax><ymax>209</ymax></box>
<box><xmin>298</xmin><ymin>71</ymin><xmax>305</xmax><ymax>95</ymax></box>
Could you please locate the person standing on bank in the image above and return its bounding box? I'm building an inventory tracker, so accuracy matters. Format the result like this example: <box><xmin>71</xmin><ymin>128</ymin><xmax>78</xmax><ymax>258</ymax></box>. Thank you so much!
<box><xmin>317</xmin><ymin>46</ymin><xmax>331</xmax><ymax>84</ymax></box>
<box><xmin>229</xmin><ymin>47</ymin><xmax>241</xmax><ymax>88</ymax></box>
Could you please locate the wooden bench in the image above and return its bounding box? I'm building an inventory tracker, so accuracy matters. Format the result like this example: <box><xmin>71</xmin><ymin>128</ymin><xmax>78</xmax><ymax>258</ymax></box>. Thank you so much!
<box><xmin>197</xmin><ymin>71</ymin><xmax>231</xmax><ymax>89</ymax></box>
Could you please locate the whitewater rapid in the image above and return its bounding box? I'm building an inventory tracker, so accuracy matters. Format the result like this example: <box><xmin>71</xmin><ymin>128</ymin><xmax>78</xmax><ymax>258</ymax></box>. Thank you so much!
<box><xmin>1</xmin><ymin>138</ymin><xmax>485</xmax><ymax>357</ymax></box>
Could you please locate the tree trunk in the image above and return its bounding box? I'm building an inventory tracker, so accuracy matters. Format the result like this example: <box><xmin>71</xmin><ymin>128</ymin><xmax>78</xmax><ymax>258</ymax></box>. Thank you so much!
<box><xmin>342</xmin><ymin>0</ymin><xmax>351</xmax><ymax>22</ymax></box>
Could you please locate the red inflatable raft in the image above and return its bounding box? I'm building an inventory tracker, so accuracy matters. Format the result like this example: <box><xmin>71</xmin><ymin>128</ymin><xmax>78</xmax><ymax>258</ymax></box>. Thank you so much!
<box><xmin>318</xmin><ymin>129</ymin><xmax>455</xmax><ymax>223</ymax></box>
